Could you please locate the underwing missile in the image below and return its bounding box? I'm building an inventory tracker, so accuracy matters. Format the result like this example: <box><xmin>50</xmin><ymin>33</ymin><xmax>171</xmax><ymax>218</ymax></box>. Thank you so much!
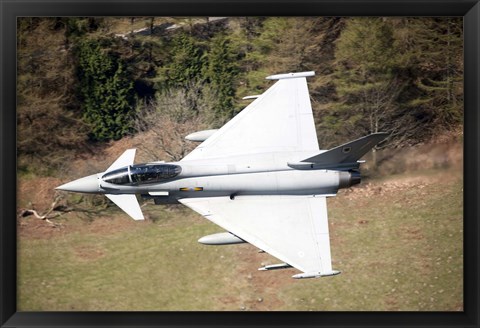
<box><xmin>258</xmin><ymin>263</ymin><xmax>292</xmax><ymax>271</ymax></box>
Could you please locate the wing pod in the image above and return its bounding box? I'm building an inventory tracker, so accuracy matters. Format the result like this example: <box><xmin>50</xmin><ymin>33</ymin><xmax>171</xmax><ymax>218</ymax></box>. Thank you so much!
<box><xmin>198</xmin><ymin>232</ymin><xmax>246</xmax><ymax>245</ymax></box>
<box><xmin>242</xmin><ymin>95</ymin><xmax>261</xmax><ymax>100</ymax></box>
<box><xmin>185</xmin><ymin>129</ymin><xmax>218</xmax><ymax>142</ymax></box>
<box><xmin>258</xmin><ymin>263</ymin><xmax>292</xmax><ymax>271</ymax></box>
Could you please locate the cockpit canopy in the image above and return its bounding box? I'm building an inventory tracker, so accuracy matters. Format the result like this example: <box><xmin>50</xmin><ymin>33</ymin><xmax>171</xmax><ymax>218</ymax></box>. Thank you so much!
<box><xmin>102</xmin><ymin>164</ymin><xmax>181</xmax><ymax>185</ymax></box>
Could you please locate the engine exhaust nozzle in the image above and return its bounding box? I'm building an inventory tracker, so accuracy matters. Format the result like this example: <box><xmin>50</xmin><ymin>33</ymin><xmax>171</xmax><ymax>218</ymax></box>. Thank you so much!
<box><xmin>339</xmin><ymin>170</ymin><xmax>361</xmax><ymax>189</ymax></box>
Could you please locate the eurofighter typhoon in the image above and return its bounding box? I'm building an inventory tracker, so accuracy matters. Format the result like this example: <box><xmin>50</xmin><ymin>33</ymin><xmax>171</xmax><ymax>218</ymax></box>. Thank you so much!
<box><xmin>57</xmin><ymin>71</ymin><xmax>387</xmax><ymax>279</ymax></box>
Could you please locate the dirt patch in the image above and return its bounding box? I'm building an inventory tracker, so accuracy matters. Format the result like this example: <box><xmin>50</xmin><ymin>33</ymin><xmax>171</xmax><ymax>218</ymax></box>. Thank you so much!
<box><xmin>232</xmin><ymin>245</ymin><xmax>294</xmax><ymax>311</ymax></box>
<box><xmin>17</xmin><ymin>176</ymin><xmax>71</xmax><ymax>240</ymax></box>
<box><xmin>402</xmin><ymin>226</ymin><xmax>425</xmax><ymax>241</ymax></box>
<box><xmin>18</xmin><ymin>208</ymin><xmax>145</xmax><ymax>240</ymax></box>
<box><xmin>17</xmin><ymin>169</ymin><xmax>151</xmax><ymax>240</ymax></box>
<box><xmin>384</xmin><ymin>296</ymin><xmax>399</xmax><ymax>310</ymax></box>
<box><xmin>216</xmin><ymin>295</ymin><xmax>239</xmax><ymax>310</ymax></box>
<box><xmin>78</xmin><ymin>214</ymin><xmax>145</xmax><ymax>236</ymax></box>
<box><xmin>18</xmin><ymin>215</ymin><xmax>68</xmax><ymax>240</ymax></box>
<box><xmin>338</xmin><ymin>168</ymin><xmax>462</xmax><ymax>200</ymax></box>
<box><xmin>340</xmin><ymin>173</ymin><xmax>454</xmax><ymax>201</ymax></box>
<box><xmin>73</xmin><ymin>245</ymin><xmax>105</xmax><ymax>262</ymax></box>
<box><xmin>17</xmin><ymin>177</ymin><xmax>63</xmax><ymax>211</ymax></box>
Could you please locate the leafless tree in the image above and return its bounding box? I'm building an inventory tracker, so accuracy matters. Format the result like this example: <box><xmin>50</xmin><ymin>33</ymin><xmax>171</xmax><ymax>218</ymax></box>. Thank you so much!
<box><xmin>133</xmin><ymin>81</ymin><xmax>218</xmax><ymax>162</ymax></box>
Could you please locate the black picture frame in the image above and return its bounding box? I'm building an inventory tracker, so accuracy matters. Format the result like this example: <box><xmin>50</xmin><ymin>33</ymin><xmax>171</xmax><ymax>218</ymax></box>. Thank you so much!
<box><xmin>2</xmin><ymin>1</ymin><xmax>478</xmax><ymax>327</ymax></box>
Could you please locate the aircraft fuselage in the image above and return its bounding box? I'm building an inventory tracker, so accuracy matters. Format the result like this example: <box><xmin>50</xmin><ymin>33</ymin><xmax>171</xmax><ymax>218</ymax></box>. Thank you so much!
<box><xmin>60</xmin><ymin>152</ymin><xmax>360</xmax><ymax>204</ymax></box>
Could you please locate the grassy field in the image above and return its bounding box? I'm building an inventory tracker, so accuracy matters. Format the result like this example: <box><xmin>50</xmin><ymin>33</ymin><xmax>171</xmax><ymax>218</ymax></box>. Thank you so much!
<box><xmin>17</xmin><ymin>166</ymin><xmax>463</xmax><ymax>311</ymax></box>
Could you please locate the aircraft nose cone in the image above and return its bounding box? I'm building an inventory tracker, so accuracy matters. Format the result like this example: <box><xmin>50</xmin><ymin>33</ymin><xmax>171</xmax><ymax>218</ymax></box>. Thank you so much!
<box><xmin>56</xmin><ymin>174</ymin><xmax>100</xmax><ymax>193</ymax></box>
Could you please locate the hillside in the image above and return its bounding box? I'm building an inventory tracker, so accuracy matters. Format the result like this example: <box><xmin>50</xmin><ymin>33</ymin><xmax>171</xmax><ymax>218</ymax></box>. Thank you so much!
<box><xmin>17</xmin><ymin>135</ymin><xmax>463</xmax><ymax>311</ymax></box>
<box><xmin>16</xmin><ymin>16</ymin><xmax>464</xmax><ymax>311</ymax></box>
<box><xmin>17</xmin><ymin>17</ymin><xmax>463</xmax><ymax>175</ymax></box>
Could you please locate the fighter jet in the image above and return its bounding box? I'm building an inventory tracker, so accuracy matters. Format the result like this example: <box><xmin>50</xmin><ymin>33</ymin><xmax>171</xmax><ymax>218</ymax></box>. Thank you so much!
<box><xmin>57</xmin><ymin>71</ymin><xmax>387</xmax><ymax>279</ymax></box>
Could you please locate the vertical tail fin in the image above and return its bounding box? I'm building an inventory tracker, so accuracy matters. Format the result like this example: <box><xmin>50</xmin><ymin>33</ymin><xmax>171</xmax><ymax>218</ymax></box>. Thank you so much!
<box><xmin>299</xmin><ymin>133</ymin><xmax>388</xmax><ymax>168</ymax></box>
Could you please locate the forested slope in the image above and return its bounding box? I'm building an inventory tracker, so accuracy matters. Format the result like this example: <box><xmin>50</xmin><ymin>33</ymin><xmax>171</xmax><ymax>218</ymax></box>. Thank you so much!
<box><xmin>17</xmin><ymin>17</ymin><xmax>463</xmax><ymax>175</ymax></box>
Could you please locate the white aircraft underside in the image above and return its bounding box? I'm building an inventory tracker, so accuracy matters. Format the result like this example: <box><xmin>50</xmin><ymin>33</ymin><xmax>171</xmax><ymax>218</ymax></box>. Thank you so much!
<box><xmin>57</xmin><ymin>71</ymin><xmax>387</xmax><ymax>279</ymax></box>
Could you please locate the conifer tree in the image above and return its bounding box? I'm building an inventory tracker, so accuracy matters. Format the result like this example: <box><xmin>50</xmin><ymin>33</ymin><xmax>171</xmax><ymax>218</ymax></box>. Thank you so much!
<box><xmin>401</xmin><ymin>18</ymin><xmax>463</xmax><ymax>127</ymax></box>
<box><xmin>77</xmin><ymin>39</ymin><xmax>135</xmax><ymax>141</ymax></box>
<box><xmin>17</xmin><ymin>18</ymin><xmax>89</xmax><ymax>173</ymax></box>
<box><xmin>155</xmin><ymin>32</ymin><xmax>205</xmax><ymax>89</ymax></box>
<box><xmin>228</xmin><ymin>17</ymin><xmax>265</xmax><ymax>94</ymax></box>
<box><xmin>204</xmin><ymin>34</ymin><xmax>239</xmax><ymax>122</ymax></box>
<box><xmin>329</xmin><ymin>18</ymin><xmax>402</xmax><ymax>141</ymax></box>
<box><xmin>242</xmin><ymin>17</ymin><xmax>317</xmax><ymax>92</ymax></box>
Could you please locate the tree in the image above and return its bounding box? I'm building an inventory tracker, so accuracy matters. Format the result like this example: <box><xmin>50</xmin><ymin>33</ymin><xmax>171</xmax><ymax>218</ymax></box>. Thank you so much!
<box><xmin>133</xmin><ymin>81</ymin><xmax>216</xmax><ymax>161</ymax></box>
<box><xmin>228</xmin><ymin>17</ymin><xmax>265</xmax><ymax>94</ymax></box>
<box><xmin>327</xmin><ymin>18</ymin><xmax>406</xmax><ymax>162</ymax></box>
<box><xmin>76</xmin><ymin>39</ymin><xmax>136</xmax><ymax>141</ymax></box>
<box><xmin>203</xmin><ymin>34</ymin><xmax>239</xmax><ymax>122</ymax></box>
<box><xmin>329</xmin><ymin>19</ymin><xmax>398</xmax><ymax>133</ymax></box>
<box><xmin>17</xmin><ymin>18</ymin><xmax>89</xmax><ymax>174</ymax></box>
<box><xmin>155</xmin><ymin>32</ymin><xmax>205</xmax><ymax>90</ymax></box>
<box><xmin>398</xmin><ymin>18</ymin><xmax>463</xmax><ymax>128</ymax></box>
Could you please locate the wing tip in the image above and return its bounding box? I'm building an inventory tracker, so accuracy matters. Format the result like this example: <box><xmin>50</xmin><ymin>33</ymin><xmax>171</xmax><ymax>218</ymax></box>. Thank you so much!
<box><xmin>266</xmin><ymin>71</ymin><xmax>315</xmax><ymax>80</ymax></box>
<box><xmin>292</xmin><ymin>270</ymin><xmax>341</xmax><ymax>279</ymax></box>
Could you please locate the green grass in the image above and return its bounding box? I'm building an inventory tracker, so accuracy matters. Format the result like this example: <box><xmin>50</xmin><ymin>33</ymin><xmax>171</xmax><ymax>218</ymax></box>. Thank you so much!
<box><xmin>17</xmin><ymin>169</ymin><xmax>463</xmax><ymax>311</ymax></box>
<box><xmin>18</xmin><ymin>207</ymin><xmax>243</xmax><ymax>311</ymax></box>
